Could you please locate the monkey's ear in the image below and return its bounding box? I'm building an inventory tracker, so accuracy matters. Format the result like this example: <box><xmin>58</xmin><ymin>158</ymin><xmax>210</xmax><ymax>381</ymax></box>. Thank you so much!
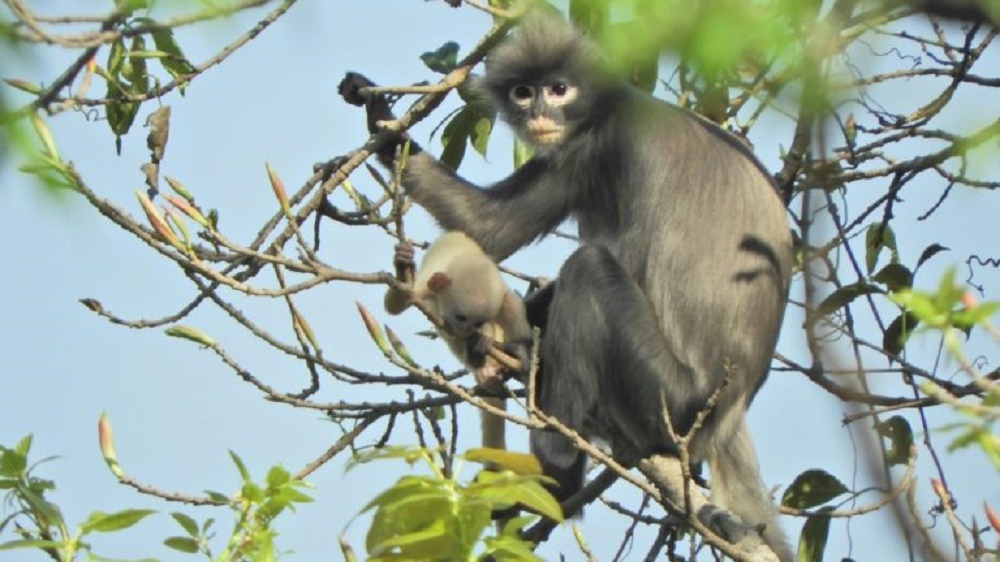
<box><xmin>427</xmin><ymin>272</ymin><xmax>452</xmax><ymax>293</ymax></box>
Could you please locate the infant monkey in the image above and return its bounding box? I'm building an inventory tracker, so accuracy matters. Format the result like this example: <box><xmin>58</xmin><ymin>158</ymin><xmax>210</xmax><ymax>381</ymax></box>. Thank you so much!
<box><xmin>385</xmin><ymin>231</ymin><xmax>532</xmax><ymax>451</ymax></box>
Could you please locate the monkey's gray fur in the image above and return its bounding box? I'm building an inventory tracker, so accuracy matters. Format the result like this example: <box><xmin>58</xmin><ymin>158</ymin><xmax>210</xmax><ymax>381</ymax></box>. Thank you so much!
<box><xmin>341</xmin><ymin>8</ymin><xmax>793</xmax><ymax>560</ymax></box>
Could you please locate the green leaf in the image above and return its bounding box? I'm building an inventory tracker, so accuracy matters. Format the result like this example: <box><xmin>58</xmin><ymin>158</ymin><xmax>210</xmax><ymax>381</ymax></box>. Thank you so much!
<box><xmin>14</xmin><ymin>435</ymin><xmax>33</xmax><ymax>458</ymax></box>
<box><xmin>115</xmin><ymin>0</ymin><xmax>149</xmax><ymax>16</ymax></box>
<box><xmin>499</xmin><ymin>514</ymin><xmax>536</xmax><ymax>537</ymax></box>
<box><xmin>890</xmin><ymin>289</ymin><xmax>941</xmax><ymax>326</ymax></box>
<box><xmin>150</xmin><ymin>27</ymin><xmax>196</xmax><ymax>77</ymax></box>
<box><xmin>814</xmin><ymin>283</ymin><xmax>882</xmax><ymax>319</ymax></box>
<box><xmin>883</xmin><ymin>312</ymin><xmax>919</xmax><ymax>356</ymax></box>
<box><xmin>17</xmin><ymin>486</ymin><xmax>63</xmax><ymax>527</ymax></box>
<box><xmin>80</xmin><ymin>509</ymin><xmax>155</xmax><ymax>534</ymax></box>
<box><xmin>569</xmin><ymin>0</ymin><xmax>608</xmax><ymax>35</ymax></box>
<box><xmin>464</xmin><ymin>449</ymin><xmax>543</xmax><ymax>475</ymax></box>
<box><xmin>364</xmin><ymin>477</ymin><xmax>450</xmax><ymax>517</ymax></box>
<box><xmin>346</xmin><ymin>446</ymin><xmax>430</xmax><ymax>473</ymax></box>
<box><xmin>229</xmin><ymin>450</ymin><xmax>251</xmax><ymax>482</ymax></box>
<box><xmin>0</xmin><ymin>539</ymin><xmax>64</xmax><ymax>551</ymax></box>
<box><xmin>164</xmin><ymin>536</ymin><xmax>199</xmax><ymax>553</ymax></box>
<box><xmin>170</xmin><ymin>512</ymin><xmax>199</xmax><ymax>536</ymax></box>
<box><xmin>108</xmin><ymin>38</ymin><xmax>126</xmax><ymax>77</ymax></box>
<box><xmin>440</xmin><ymin>107</ymin><xmax>474</xmax><ymax>170</ymax></box>
<box><xmin>483</xmin><ymin>534</ymin><xmax>544</xmax><ymax>561</ymax></box>
<box><xmin>872</xmin><ymin>263</ymin><xmax>912</xmax><ymax>292</ymax></box>
<box><xmin>241</xmin><ymin>482</ymin><xmax>263</xmax><ymax>503</ymax></box>
<box><xmin>123</xmin><ymin>35</ymin><xmax>150</xmax><ymax>95</ymax></box>
<box><xmin>369</xmin><ymin>519</ymin><xmax>454</xmax><ymax>558</ymax></box>
<box><xmin>796</xmin><ymin>510</ymin><xmax>831</xmax><ymax>562</ymax></box>
<box><xmin>265</xmin><ymin>465</ymin><xmax>291</xmax><ymax>489</ymax></box>
<box><xmin>164</xmin><ymin>325</ymin><xmax>215</xmax><ymax>346</ymax></box>
<box><xmin>513</xmin><ymin>138</ymin><xmax>533</xmax><ymax>168</ymax></box>
<box><xmin>628</xmin><ymin>53</ymin><xmax>659</xmax><ymax>93</ymax></box>
<box><xmin>0</xmin><ymin>439</ymin><xmax>29</xmax><ymax>477</ymax></box>
<box><xmin>915</xmin><ymin>243</ymin><xmax>948</xmax><ymax>273</ymax></box>
<box><xmin>952</xmin><ymin>301</ymin><xmax>1000</xmax><ymax>331</ymax></box>
<box><xmin>471</xmin><ymin>475</ymin><xmax>562</xmax><ymax>522</ymax></box>
<box><xmin>781</xmin><ymin>469</ymin><xmax>848</xmax><ymax>509</ymax></box>
<box><xmin>365</xmin><ymin>480</ymin><xmax>456</xmax><ymax>556</ymax></box>
<box><xmin>469</xmin><ymin>114</ymin><xmax>494</xmax><ymax>157</ymax></box>
<box><xmin>420</xmin><ymin>41</ymin><xmax>460</xmax><ymax>74</ymax></box>
<box><xmin>875</xmin><ymin>416</ymin><xmax>914</xmax><ymax>466</ymax></box>
<box><xmin>865</xmin><ymin>224</ymin><xmax>897</xmax><ymax>274</ymax></box>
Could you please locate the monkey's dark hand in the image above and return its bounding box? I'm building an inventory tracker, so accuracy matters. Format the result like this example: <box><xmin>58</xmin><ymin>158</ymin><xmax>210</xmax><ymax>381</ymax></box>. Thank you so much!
<box><xmin>338</xmin><ymin>72</ymin><xmax>376</xmax><ymax>107</ymax></box>
<box><xmin>524</xmin><ymin>282</ymin><xmax>556</xmax><ymax>331</ymax></box>
<box><xmin>338</xmin><ymin>72</ymin><xmax>422</xmax><ymax>164</ymax></box>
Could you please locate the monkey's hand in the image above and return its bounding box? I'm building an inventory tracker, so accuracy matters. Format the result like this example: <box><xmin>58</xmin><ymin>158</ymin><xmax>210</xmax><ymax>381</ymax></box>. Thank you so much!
<box><xmin>392</xmin><ymin>242</ymin><xmax>416</xmax><ymax>284</ymax></box>
<box><xmin>338</xmin><ymin>72</ymin><xmax>421</xmax><ymax>164</ymax></box>
<box><xmin>498</xmin><ymin>340</ymin><xmax>531</xmax><ymax>383</ymax></box>
<box><xmin>473</xmin><ymin>334</ymin><xmax>529</xmax><ymax>383</ymax></box>
<box><xmin>338</xmin><ymin>72</ymin><xmax>377</xmax><ymax>108</ymax></box>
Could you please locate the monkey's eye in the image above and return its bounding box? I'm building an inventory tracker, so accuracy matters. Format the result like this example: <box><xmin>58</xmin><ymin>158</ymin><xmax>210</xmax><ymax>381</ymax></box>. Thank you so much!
<box><xmin>454</xmin><ymin>314</ymin><xmax>468</xmax><ymax>323</ymax></box>
<box><xmin>543</xmin><ymin>82</ymin><xmax>577</xmax><ymax>107</ymax></box>
<box><xmin>509</xmin><ymin>85</ymin><xmax>535</xmax><ymax>102</ymax></box>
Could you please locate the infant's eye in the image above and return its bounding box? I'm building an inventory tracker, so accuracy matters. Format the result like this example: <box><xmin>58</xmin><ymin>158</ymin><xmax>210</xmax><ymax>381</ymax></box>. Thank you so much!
<box><xmin>510</xmin><ymin>85</ymin><xmax>535</xmax><ymax>101</ymax></box>
<box><xmin>455</xmin><ymin>314</ymin><xmax>468</xmax><ymax>323</ymax></box>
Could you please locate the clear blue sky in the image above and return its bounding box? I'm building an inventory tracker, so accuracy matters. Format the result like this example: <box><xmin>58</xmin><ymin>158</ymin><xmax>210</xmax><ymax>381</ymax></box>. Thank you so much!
<box><xmin>2</xmin><ymin>1</ymin><xmax>999</xmax><ymax>561</ymax></box>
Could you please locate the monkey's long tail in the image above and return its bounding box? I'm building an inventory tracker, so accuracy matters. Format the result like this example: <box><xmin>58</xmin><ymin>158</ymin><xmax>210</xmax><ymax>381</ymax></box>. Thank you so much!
<box><xmin>708</xmin><ymin>419</ymin><xmax>794</xmax><ymax>562</ymax></box>
<box><xmin>481</xmin><ymin>397</ymin><xmax>506</xmax><ymax>451</ymax></box>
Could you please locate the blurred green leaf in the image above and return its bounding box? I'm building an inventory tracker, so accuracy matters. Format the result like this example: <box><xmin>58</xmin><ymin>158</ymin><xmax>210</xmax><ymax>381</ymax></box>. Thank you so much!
<box><xmin>229</xmin><ymin>450</ymin><xmax>251</xmax><ymax>482</ymax></box>
<box><xmin>464</xmin><ymin>448</ymin><xmax>543</xmax><ymax>475</ymax></box>
<box><xmin>814</xmin><ymin>282</ymin><xmax>882</xmax><ymax>319</ymax></box>
<box><xmin>164</xmin><ymin>536</ymin><xmax>199</xmax><ymax>553</ymax></box>
<box><xmin>876</xmin><ymin>416</ymin><xmax>914</xmax><ymax>467</ymax></box>
<box><xmin>420</xmin><ymin>41</ymin><xmax>459</xmax><ymax>74</ymax></box>
<box><xmin>796</xmin><ymin>509</ymin><xmax>832</xmax><ymax>562</ymax></box>
<box><xmin>781</xmin><ymin>469</ymin><xmax>848</xmax><ymax>509</ymax></box>
<box><xmin>80</xmin><ymin>509</ymin><xmax>155</xmax><ymax>534</ymax></box>
<box><xmin>873</xmin><ymin>263</ymin><xmax>912</xmax><ymax>292</ymax></box>
<box><xmin>170</xmin><ymin>512</ymin><xmax>199</xmax><ymax>537</ymax></box>
<box><xmin>883</xmin><ymin>311</ymin><xmax>919</xmax><ymax>356</ymax></box>
<box><xmin>513</xmin><ymin>137</ymin><xmax>533</xmax><ymax>168</ymax></box>
<box><xmin>865</xmin><ymin>224</ymin><xmax>898</xmax><ymax>274</ymax></box>
<box><xmin>347</xmin><ymin>446</ymin><xmax>430</xmax><ymax>473</ymax></box>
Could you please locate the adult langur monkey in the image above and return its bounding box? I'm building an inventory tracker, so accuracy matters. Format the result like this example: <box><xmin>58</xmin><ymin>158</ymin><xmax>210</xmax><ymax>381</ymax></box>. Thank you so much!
<box><xmin>384</xmin><ymin>231</ymin><xmax>532</xmax><ymax>454</ymax></box>
<box><xmin>339</xmin><ymin>7</ymin><xmax>793</xmax><ymax>560</ymax></box>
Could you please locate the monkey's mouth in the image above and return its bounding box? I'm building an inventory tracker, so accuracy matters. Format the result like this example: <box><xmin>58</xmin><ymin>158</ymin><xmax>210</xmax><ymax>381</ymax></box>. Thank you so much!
<box><xmin>528</xmin><ymin>129</ymin><xmax>564</xmax><ymax>144</ymax></box>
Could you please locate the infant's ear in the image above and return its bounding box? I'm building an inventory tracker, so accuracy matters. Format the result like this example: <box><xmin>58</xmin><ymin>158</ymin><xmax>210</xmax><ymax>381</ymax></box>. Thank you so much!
<box><xmin>427</xmin><ymin>271</ymin><xmax>452</xmax><ymax>293</ymax></box>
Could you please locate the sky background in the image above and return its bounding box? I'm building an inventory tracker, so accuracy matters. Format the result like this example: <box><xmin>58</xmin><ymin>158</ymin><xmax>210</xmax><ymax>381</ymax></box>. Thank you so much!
<box><xmin>2</xmin><ymin>1</ymin><xmax>1000</xmax><ymax>561</ymax></box>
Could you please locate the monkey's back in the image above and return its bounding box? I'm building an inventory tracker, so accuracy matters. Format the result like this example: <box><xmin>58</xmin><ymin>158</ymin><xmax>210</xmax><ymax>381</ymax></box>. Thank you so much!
<box><xmin>574</xmin><ymin>92</ymin><xmax>793</xmax><ymax>448</ymax></box>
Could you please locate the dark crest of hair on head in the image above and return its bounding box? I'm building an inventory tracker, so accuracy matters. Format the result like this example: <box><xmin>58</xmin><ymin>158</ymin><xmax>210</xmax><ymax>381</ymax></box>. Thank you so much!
<box><xmin>481</xmin><ymin>8</ymin><xmax>607</xmax><ymax>101</ymax></box>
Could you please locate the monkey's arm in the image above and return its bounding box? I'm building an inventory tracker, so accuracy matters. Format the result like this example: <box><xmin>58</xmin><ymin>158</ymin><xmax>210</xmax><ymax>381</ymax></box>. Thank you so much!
<box><xmin>404</xmin><ymin>155</ymin><xmax>571</xmax><ymax>260</ymax></box>
<box><xmin>339</xmin><ymin>72</ymin><xmax>572</xmax><ymax>260</ymax></box>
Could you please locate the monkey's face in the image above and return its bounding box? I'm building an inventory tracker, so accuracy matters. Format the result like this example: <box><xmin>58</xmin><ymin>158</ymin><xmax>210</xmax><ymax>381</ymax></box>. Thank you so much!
<box><xmin>501</xmin><ymin>79</ymin><xmax>581</xmax><ymax>150</ymax></box>
<box><xmin>439</xmin><ymin>278</ymin><xmax>504</xmax><ymax>339</ymax></box>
